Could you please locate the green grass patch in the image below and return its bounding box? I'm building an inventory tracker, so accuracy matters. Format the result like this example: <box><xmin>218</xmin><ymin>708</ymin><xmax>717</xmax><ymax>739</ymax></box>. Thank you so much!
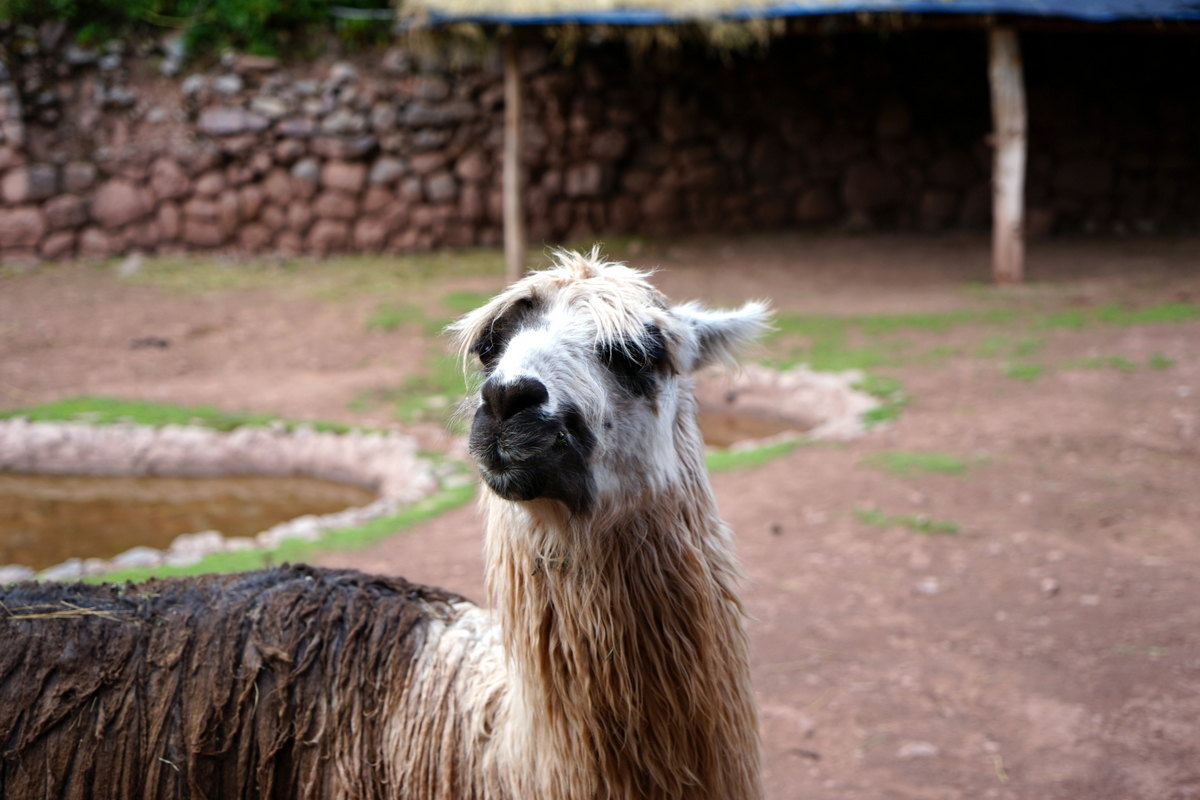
<box><xmin>1004</xmin><ymin>363</ymin><xmax>1045</xmax><ymax>382</ymax></box>
<box><xmin>85</xmin><ymin>482</ymin><xmax>477</xmax><ymax>585</ymax></box>
<box><xmin>864</xmin><ymin>451</ymin><xmax>974</xmax><ymax>477</ymax></box>
<box><xmin>1038</xmin><ymin>309</ymin><xmax>1090</xmax><ymax>330</ymax></box>
<box><xmin>976</xmin><ymin>335</ymin><xmax>1011</xmax><ymax>357</ymax></box>
<box><xmin>857</xmin><ymin>309</ymin><xmax>1013</xmax><ymax>336</ymax></box>
<box><xmin>441</xmin><ymin>289</ymin><xmax>495</xmax><ymax>316</ymax></box>
<box><xmin>1037</xmin><ymin>302</ymin><xmax>1200</xmax><ymax>330</ymax></box>
<box><xmin>705</xmin><ymin>439</ymin><xmax>804</xmax><ymax>473</ymax></box>
<box><xmin>1095</xmin><ymin>303</ymin><xmax>1200</xmax><ymax>326</ymax></box>
<box><xmin>352</xmin><ymin>354</ymin><xmax>470</xmax><ymax>429</ymax></box>
<box><xmin>912</xmin><ymin>345</ymin><xmax>960</xmax><ymax>364</ymax></box>
<box><xmin>1069</xmin><ymin>356</ymin><xmax>1138</xmax><ymax>373</ymax></box>
<box><xmin>1148</xmin><ymin>353</ymin><xmax>1176</xmax><ymax>370</ymax></box>
<box><xmin>365</xmin><ymin>303</ymin><xmax>425</xmax><ymax>333</ymax></box>
<box><xmin>855</xmin><ymin>374</ymin><xmax>908</xmax><ymax>427</ymax></box>
<box><xmin>1013</xmin><ymin>337</ymin><xmax>1045</xmax><ymax>357</ymax></box>
<box><xmin>853</xmin><ymin>507</ymin><xmax>960</xmax><ymax>535</ymax></box>
<box><xmin>0</xmin><ymin>396</ymin><xmax>353</xmax><ymax>434</ymax></box>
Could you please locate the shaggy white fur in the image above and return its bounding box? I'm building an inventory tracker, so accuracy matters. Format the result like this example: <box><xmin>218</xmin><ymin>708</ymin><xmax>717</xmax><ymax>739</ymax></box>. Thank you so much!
<box><xmin>423</xmin><ymin>249</ymin><xmax>768</xmax><ymax>799</ymax></box>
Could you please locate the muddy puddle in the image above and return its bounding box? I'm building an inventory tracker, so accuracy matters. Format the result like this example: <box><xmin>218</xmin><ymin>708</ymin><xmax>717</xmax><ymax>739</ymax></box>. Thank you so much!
<box><xmin>698</xmin><ymin>410</ymin><xmax>806</xmax><ymax>448</ymax></box>
<box><xmin>0</xmin><ymin>474</ymin><xmax>375</xmax><ymax>570</ymax></box>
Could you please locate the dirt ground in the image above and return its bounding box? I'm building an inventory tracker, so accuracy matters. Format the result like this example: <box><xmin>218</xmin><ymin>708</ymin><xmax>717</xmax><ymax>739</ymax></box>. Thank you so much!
<box><xmin>3</xmin><ymin>233</ymin><xmax>1199</xmax><ymax>799</ymax></box>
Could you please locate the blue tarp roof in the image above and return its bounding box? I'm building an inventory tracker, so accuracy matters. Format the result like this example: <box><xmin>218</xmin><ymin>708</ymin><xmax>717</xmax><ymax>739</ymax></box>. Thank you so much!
<box><xmin>418</xmin><ymin>0</ymin><xmax>1200</xmax><ymax>26</ymax></box>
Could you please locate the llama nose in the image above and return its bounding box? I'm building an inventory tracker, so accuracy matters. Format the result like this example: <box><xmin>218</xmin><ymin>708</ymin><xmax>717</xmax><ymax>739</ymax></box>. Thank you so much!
<box><xmin>481</xmin><ymin>377</ymin><xmax>549</xmax><ymax>421</ymax></box>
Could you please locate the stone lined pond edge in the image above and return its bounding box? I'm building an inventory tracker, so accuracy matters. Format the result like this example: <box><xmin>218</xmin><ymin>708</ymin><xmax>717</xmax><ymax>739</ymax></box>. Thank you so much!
<box><xmin>0</xmin><ymin>420</ymin><xmax>445</xmax><ymax>582</ymax></box>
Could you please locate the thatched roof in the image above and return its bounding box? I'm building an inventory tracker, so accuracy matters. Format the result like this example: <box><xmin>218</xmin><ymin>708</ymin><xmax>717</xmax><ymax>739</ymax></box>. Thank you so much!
<box><xmin>396</xmin><ymin>0</ymin><xmax>1200</xmax><ymax>26</ymax></box>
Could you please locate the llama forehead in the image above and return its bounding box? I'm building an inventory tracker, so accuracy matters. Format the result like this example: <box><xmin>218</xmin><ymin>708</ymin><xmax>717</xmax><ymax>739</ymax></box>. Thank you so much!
<box><xmin>454</xmin><ymin>254</ymin><xmax>683</xmax><ymax>363</ymax></box>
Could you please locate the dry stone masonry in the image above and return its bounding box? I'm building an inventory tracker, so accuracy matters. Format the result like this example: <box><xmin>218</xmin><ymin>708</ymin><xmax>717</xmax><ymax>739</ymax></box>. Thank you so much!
<box><xmin>1</xmin><ymin>26</ymin><xmax>1197</xmax><ymax>263</ymax></box>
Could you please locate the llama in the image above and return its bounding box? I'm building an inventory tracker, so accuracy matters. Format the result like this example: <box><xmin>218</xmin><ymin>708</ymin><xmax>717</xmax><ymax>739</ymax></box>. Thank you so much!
<box><xmin>0</xmin><ymin>249</ymin><xmax>767</xmax><ymax>800</ymax></box>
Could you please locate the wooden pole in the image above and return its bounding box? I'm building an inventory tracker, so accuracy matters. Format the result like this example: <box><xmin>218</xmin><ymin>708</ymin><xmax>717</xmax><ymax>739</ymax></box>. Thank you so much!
<box><xmin>987</xmin><ymin>27</ymin><xmax>1027</xmax><ymax>284</ymax></box>
<box><xmin>503</xmin><ymin>35</ymin><xmax>526</xmax><ymax>283</ymax></box>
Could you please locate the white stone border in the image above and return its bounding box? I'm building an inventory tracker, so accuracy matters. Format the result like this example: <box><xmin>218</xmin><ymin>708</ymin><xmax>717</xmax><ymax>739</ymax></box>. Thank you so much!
<box><xmin>695</xmin><ymin>364</ymin><xmax>881</xmax><ymax>446</ymax></box>
<box><xmin>0</xmin><ymin>420</ymin><xmax>440</xmax><ymax>582</ymax></box>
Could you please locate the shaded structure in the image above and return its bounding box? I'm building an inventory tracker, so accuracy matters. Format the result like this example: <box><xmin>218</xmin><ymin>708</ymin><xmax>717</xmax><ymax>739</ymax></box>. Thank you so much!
<box><xmin>400</xmin><ymin>0</ymin><xmax>1200</xmax><ymax>282</ymax></box>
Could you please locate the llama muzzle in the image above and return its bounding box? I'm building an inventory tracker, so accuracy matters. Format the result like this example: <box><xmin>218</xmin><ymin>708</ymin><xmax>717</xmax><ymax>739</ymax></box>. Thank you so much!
<box><xmin>469</xmin><ymin>377</ymin><xmax>595</xmax><ymax>513</ymax></box>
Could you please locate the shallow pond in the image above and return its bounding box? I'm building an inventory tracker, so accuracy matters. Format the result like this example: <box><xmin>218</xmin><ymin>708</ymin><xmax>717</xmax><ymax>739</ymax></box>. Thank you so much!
<box><xmin>0</xmin><ymin>474</ymin><xmax>375</xmax><ymax>570</ymax></box>
<box><xmin>698</xmin><ymin>410</ymin><xmax>803</xmax><ymax>448</ymax></box>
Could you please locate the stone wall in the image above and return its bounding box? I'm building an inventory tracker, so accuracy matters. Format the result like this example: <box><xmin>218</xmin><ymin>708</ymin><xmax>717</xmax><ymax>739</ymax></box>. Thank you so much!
<box><xmin>0</xmin><ymin>27</ymin><xmax>1197</xmax><ymax>263</ymax></box>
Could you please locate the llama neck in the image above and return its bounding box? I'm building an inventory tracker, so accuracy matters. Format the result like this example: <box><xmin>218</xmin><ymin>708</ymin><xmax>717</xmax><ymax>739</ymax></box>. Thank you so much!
<box><xmin>484</xmin><ymin>435</ymin><xmax>762</xmax><ymax>800</ymax></box>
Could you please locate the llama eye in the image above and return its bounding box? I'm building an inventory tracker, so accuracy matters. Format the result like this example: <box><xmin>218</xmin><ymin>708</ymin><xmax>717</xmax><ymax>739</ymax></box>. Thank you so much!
<box><xmin>475</xmin><ymin>338</ymin><xmax>499</xmax><ymax>367</ymax></box>
<box><xmin>600</xmin><ymin>342</ymin><xmax>659</xmax><ymax>398</ymax></box>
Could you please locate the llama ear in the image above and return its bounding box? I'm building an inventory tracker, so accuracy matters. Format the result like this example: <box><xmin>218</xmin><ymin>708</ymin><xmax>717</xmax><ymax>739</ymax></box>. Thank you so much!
<box><xmin>671</xmin><ymin>300</ymin><xmax>771</xmax><ymax>372</ymax></box>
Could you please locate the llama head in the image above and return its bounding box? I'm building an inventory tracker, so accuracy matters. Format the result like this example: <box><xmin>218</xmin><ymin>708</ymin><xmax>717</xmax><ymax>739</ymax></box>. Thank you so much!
<box><xmin>451</xmin><ymin>248</ymin><xmax>769</xmax><ymax>517</ymax></box>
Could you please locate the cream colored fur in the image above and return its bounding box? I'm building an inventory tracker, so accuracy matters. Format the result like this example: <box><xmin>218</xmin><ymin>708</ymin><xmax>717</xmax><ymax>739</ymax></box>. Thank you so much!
<box><xmin>384</xmin><ymin>250</ymin><xmax>765</xmax><ymax>800</ymax></box>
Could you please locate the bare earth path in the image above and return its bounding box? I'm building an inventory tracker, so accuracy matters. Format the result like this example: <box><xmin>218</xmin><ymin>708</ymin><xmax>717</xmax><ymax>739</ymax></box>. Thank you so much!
<box><xmin>3</xmin><ymin>234</ymin><xmax>1199</xmax><ymax>799</ymax></box>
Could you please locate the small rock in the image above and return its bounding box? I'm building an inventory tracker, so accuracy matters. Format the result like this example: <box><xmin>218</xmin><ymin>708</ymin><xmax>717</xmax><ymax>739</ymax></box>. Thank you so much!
<box><xmin>313</xmin><ymin>191</ymin><xmax>358</xmax><ymax>220</ymax></box>
<box><xmin>193</xmin><ymin>170</ymin><xmax>225</xmax><ymax>198</ymax></box>
<box><xmin>63</xmin><ymin>161</ymin><xmax>98</xmax><ymax>193</ymax></box>
<box><xmin>224</xmin><ymin>537</ymin><xmax>257</xmax><ymax>551</ymax></box>
<box><xmin>150</xmin><ymin>157</ymin><xmax>192</xmax><ymax>200</ymax></box>
<box><xmin>164</xmin><ymin>550</ymin><xmax>203</xmax><ymax>567</ymax></box>
<box><xmin>424</xmin><ymin>171</ymin><xmax>458</xmax><ymax>203</ymax></box>
<box><xmin>328</xmin><ymin>62</ymin><xmax>359</xmax><ymax>85</ymax></box>
<box><xmin>103</xmin><ymin>86</ymin><xmax>137</xmax><ymax>109</ymax></box>
<box><xmin>277</xmin><ymin>117</ymin><xmax>317</xmax><ymax>138</ymax></box>
<box><xmin>0</xmin><ymin>206</ymin><xmax>47</xmax><ymax>248</ymax></box>
<box><xmin>197</xmin><ymin>107</ymin><xmax>269</xmax><ymax>137</ymax></box>
<box><xmin>896</xmin><ymin>741</ymin><xmax>940</xmax><ymax>760</ymax></box>
<box><xmin>250</xmin><ymin>95</ymin><xmax>289</xmax><ymax>119</ymax></box>
<box><xmin>64</xmin><ymin>45</ymin><xmax>99</xmax><ymax>67</ymax></box>
<box><xmin>212</xmin><ymin>74</ymin><xmax>244</xmax><ymax>96</ymax></box>
<box><xmin>412</xmin><ymin>75</ymin><xmax>450</xmax><ymax>102</ymax></box>
<box><xmin>1040</xmin><ymin>577</ymin><xmax>1061</xmax><ymax>597</ymax></box>
<box><xmin>410</xmin><ymin>151</ymin><xmax>446</xmax><ymax>176</ymax></box>
<box><xmin>914</xmin><ymin>577</ymin><xmax>941</xmax><ymax>596</ymax></box>
<box><xmin>40</xmin><ymin>230</ymin><xmax>76</xmax><ymax>259</ymax></box>
<box><xmin>0</xmin><ymin>565</ymin><xmax>35</xmax><ymax>584</ymax></box>
<box><xmin>369</xmin><ymin>156</ymin><xmax>406</xmax><ymax>185</ymax></box>
<box><xmin>117</xmin><ymin>253</ymin><xmax>144</xmax><ymax>278</ymax></box>
<box><xmin>39</xmin><ymin>558</ymin><xmax>85</xmax><ymax>581</ymax></box>
<box><xmin>311</xmin><ymin>135</ymin><xmax>376</xmax><ymax>160</ymax></box>
<box><xmin>182</xmin><ymin>218</ymin><xmax>226</xmax><ymax>247</ymax></box>
<box><xmin>2</xmin><ymin>163</ymin><xmax>58</xmax><ymax>204</ymax></box>
<box><xmin>169</xmin><ymin>529</ymin><xmax>225</xmax><ymax>556</ymax></box>
<box><xmin>159</xmin><ymin>32</ymin><xmax>187</xmax><ymax>77</ymax></box>
<box><xmin>306</xmin><ymin>219</ymin><xmax>350</xmax><ymax>253</ymax></box>
<box><xmin>454</xmin><ymin>151</ymin><xmax>490</xmax><ymax>183</ymax></box>
<box><xmin>181</xmin><ymin>74</ymin><xmax>209</xmax><ymax>96</ymax></box>
<box><xmin>321</xmin><ymin>109</ymin><xmax>368</xmax><ymax>136</ymax></box>
<box><xmin>320</xmin><ymin>160</ymin><xmax>367</xmax><ymax>194</ymax></box>
<box><xmin>91</xmin><ymin>179</ymin><xmax>151</xmax><ymax>230</ymax></box>
<box><xmin>381</xmin><ymin>47</ymin><xmax>411</xmax><ymax>76</ymax></box>
<box><xmin>111</xmin><ymin>546</ymin><xmax>163</xmax><ymax>568</ymax></box>
<box><xmin>370</xmin><ymin>102</ymin><xmax>397</xmax><ymax>132</ymax></box>
<box><xmin>78</xmin><ymin>227</ymin><xmax>114</xmax><ymax>257</ymax></box>
<box><xmin>238</xmin><ymin>223</ymin><xmax>272</xmax><ymax>250</ymax></box>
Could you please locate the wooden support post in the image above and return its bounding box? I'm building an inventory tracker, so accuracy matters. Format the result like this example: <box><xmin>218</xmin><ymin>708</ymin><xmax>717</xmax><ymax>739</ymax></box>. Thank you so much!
<box><xmin>503</xmin><ymin>35</ymin><xmax>526</xmax><ymax>283</ymax></box>
<box><xmin>988</xmin><ymin>27</ymin><xmax>1027</xmax><ymax>284</ymax></box>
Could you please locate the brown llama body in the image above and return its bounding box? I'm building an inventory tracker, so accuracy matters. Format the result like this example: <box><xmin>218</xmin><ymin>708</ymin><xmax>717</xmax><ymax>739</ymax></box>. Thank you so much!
<box><xmin>1</xmin><ymin>250</ymin><xmax>766</xmax><ymax>799</ymax></box>
<box><xmin>0</xmin><ymin>566</ymin><xmax>501</xmax><ymax>799</ymax></box>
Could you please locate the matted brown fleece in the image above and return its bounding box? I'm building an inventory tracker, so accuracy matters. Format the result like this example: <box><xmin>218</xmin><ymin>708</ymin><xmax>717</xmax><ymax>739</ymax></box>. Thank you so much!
<box><xmin>0</xmin><ymin>565</ymin><xmax>462</xmax><ymax>800</ymax></box>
